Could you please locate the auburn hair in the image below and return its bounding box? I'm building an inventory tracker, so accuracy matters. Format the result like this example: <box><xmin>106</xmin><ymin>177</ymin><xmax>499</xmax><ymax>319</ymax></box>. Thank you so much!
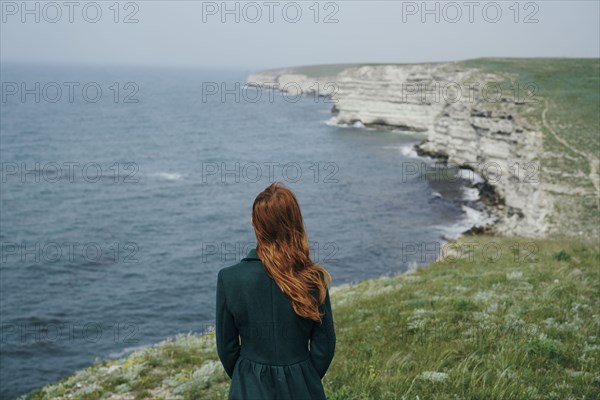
<box><xmin>252</xmin><ymin>182</ymin><xmax>332</xmax><ymax>323</ymax></box>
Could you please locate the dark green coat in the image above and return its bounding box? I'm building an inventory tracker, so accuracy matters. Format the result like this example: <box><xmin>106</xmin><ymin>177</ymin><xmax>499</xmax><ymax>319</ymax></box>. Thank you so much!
<box><xmin>216</xmin><ymin>248</ymin><xmax>336</xmax><ymax>400</ymax></box>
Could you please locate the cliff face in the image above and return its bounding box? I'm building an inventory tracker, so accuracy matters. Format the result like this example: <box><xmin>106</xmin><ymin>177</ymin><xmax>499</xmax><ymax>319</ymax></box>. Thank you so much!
<box><xmin>417</xmin><ymin>86</ymin><xmax>551</xmax><ymax>237</ymax></box>
<box><xmin>247</xmin><ymin>63</ymin><xmax>554</xmax><ymax>237</ymax></box>
<box><xmin>328</xmin><ymin>64</ymin><xmax>457</xmax><ymax>132</ymax></box>
<box><xmin>247</xmin><ymin>69</ymin><xmax>338</xmax><ymax>97</ymax></box>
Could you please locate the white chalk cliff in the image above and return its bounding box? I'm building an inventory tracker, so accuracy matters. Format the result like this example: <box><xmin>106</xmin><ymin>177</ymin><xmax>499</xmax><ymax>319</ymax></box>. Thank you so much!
<box><xmin>248</xmin><ymin>63</ymin><xmax>555</xmax><ymax>238</ymax></box>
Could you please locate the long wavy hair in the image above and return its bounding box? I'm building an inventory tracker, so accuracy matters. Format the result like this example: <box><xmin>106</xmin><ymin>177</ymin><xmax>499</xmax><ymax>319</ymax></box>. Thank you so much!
<box><xmin>252</xmin><ymin>182</ymin><xmax>332</xmax><ymax>323</ymax></box>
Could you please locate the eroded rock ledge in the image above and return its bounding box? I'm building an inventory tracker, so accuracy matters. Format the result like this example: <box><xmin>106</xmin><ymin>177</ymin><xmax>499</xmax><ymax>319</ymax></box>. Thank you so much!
<box><xmin>247</xmin><ymin>63</ymin><xmax>553</xmax><ymax>238</ymax></box>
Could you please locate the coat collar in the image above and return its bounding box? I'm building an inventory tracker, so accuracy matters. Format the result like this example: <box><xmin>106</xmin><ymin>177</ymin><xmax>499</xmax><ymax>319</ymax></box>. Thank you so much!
<box><xmin>242</xmin><ymin>248</ymin><xmax>260</xmax><ymax>261</ymax></box>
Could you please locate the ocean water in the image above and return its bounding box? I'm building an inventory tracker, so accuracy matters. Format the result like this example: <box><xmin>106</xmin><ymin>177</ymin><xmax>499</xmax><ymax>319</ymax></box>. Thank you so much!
<box><xmin>1</xmin><ymin>64</ymin><xmax>473</xmax><ymax>398</ymax></box>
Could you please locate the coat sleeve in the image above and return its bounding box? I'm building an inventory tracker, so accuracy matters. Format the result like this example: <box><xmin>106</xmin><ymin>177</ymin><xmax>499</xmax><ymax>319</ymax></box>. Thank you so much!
<box><xmin>309</xmin><ymin>288</ymin><xmax>336</xmax><ymax>379</ymax></box>
<box><xmin>215</xmin><ymin>270</ymin><xmax>240</xmax><ymax>379</ymax></box>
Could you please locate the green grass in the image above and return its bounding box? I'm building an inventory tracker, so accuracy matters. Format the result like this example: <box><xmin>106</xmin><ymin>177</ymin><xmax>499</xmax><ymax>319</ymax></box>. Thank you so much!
<box><xmin>20</xmin><ymin>236</ymin><xmax>599</xmax><ymax>400</ymax></box>
<box><xmin>324</xmin><ymin>235</ymin><xmax>599</xmax><ymax>400</ymax></box>
<box><xmin>460</xmin><ymin>58</ymin><xmax>599</xmax><ymax>157</ymax></box>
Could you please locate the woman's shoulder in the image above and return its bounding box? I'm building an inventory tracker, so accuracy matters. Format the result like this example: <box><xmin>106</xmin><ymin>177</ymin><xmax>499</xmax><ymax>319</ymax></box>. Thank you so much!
<box><xmin>218</xmin><ymin>257</ymin><xmax>262</xmax><ymax>282</ymax></box>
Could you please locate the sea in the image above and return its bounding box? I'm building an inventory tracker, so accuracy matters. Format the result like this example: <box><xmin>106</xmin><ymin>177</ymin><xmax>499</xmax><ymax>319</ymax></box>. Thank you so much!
<box><xmin>0</xmin><ymin>63</ymin><xmax>486</xmax><ymax>398</ymax></box>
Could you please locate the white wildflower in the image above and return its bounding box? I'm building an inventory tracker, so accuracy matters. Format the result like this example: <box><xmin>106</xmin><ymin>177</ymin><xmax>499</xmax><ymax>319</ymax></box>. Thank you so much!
<box><xmin>486</xmin><ymin>303</ymin><xmax>498</xmax><ymax>313</ymax></box>
<box><xmin>99</xmin><ymin>364</ymin><xmax>120</xmax><ymax>374</ymax></box>
<box><xmin>584</xmin><ymin>343</ymin><xmax>600</xmax><ymax>352</ymax></box>
<box><xmin>568</xmin><ymin>371</ymin><xmax>591</xmax><ymax>378</ymax></box>
<box><xmin>473</xmin><ymin>311</ymin><xmax>491</xmax><ymax>321</ymax></box>
<box><xmin>473</xmin><ymin>290</ymin><xmax>495</xmax><ymax>303</ymax></box>
<box><xmin>506</xmin><ymin>271</ymin><xmax>523</xmax><ymax>280</ymax></box>
<box><xmin>572</xmin><ymin>303</ymin><xmax>590</xmax><ymax>312</ymax></box>
<box><xmin>478</xmin><ymin>320</ymin><xmax>497</xmax><ymax>330</ymax></box>
<box><xmin>408</xmin><ymin>319</ymin><xmax>427</xmax><ymax>330</ymax></box>
<box><xmin>74</xmin><ymin>383</ymin><xmax>101</xmax><ymax>396</ymax></box>
<box><xmin>504</xmin><ymin>314</ymin><xmax>525</xmax><ymax>330</ymax></box>
<box><xmin>406</xmin><ymin>261</ymin><xmax>420</xmax><ymax>274</ymax></box>
<box><xmin>523</xmin><ymin>324</ymin><xmax>540</xmax><ymax>336</ymax></box>
<box><xmin>462</xmin><ymin>327</ymin><xmax>476</xmax><ymax>337</ymax></box>
<box><xmin>193</xmin><ymin>360</ymin><xmax>222</xmax><ymax>384</ymax></box>
<box><xmin>418</xmin><ymin>371</ymin><xmax>449</xmax><ymax>382</ymax></box>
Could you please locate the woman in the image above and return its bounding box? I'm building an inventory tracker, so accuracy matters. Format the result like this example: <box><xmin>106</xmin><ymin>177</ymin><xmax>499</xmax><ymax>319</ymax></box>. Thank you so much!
<box><xmin>216</xmin><ymin>182</ymin><xmax>336</xmax><ymax>400</ymax></box>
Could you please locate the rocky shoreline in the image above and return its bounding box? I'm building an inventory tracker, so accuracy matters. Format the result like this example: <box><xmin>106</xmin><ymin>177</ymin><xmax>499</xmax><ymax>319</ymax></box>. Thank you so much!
<box><xmin>247</xmin><ymin>62</ymin><xmax>554</xmax><ymax>238</ymax></box>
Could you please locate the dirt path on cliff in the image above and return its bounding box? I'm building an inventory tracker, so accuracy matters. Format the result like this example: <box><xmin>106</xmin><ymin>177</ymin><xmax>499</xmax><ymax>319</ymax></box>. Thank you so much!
<box><xmin>542</xmin><ymin>99</ymin><xmax>600</xmax><ymax>208</ymax></box>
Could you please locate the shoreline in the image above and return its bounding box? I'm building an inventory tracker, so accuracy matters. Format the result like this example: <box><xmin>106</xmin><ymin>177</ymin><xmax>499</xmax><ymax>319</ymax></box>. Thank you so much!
<box><xmin>247</xmin><ymin>59</ymin><xmax>599</xmax><ymax>239</ymax></box>
<box><xmin>249</xmin><ymin>65</ymin><xmax>499</xmax><ymax>240</ymax></box>
<box><xmin>324</xmin><ymin>121</ymin><xmax>495</xmax><ymax>240</ymax></box>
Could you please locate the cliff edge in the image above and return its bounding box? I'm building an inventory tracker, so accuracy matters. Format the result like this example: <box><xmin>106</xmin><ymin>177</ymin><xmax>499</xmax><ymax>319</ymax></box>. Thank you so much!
<box><xmin>247</xmin><ymin>59</ymin><xmax>600</xmax><ymax>239</ymax></box>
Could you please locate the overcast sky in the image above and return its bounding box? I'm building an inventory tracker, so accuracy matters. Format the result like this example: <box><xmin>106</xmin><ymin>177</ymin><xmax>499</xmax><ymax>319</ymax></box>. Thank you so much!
<box><xmin>1</xmin><ymin>1</ymin><xmax>598</xmax><ymax>69</ymax></box>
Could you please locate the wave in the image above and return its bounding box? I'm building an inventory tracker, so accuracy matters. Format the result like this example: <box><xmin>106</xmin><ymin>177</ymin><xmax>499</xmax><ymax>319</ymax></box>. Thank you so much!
<box><xmin>399</xmin><ymin>144</ymin><xmax>419</xmax><ymax>158</ymax></box>
<box><xmin>431</xmin><ymin>191</ymin><xmax>443</xmax><ymax>200</ymax></box>
<box><xmin>150</xmin><ymin>172</ymin><xmax>183</xmax><ymax>181</ymax></box>
<box><xmin>324</xmin><ymin>118</ymin><xmax>375</xmax><ymax>130</ymax></box>
<box><xmin>440</xmin><ymin>205</ymin><xmax>496</xmax><ymax>240</ymax></box>
<box><xmin>380</xmin><ymin>143</ymin><xmax>422</xmax><ymax>160</ymax></box>
<box><xmin>457</xmin><ymin>168</ymin><xmax>484</xmax><ymax>184</ymax></box>
<box><xmin>461</xmin><ymin>186</ymin><xmax>480</xmax><ymax>201</ymax></box>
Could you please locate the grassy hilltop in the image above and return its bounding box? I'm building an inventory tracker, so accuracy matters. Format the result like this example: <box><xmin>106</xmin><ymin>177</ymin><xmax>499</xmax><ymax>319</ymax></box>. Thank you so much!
<box><xmin>21</xmin><ymin>236</ymin><xmax>599</xmax><ymax>400</ymax></box>
<box><xmin>20</xmin><ymin>58</ymin><xmax>600</xmax><ymax>399</ymax></box>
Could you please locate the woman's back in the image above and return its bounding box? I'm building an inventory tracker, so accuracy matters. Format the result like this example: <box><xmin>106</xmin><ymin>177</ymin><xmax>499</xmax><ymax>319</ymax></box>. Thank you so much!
<box><xmin>216</xmin><ymin>182</ymin><xmax>336</xmax><ymax>399</ymax></box>
<box><xmin>216</xmin><ymin>248</ymin><xmax>336</xmax><ymax>400</ymax></box>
